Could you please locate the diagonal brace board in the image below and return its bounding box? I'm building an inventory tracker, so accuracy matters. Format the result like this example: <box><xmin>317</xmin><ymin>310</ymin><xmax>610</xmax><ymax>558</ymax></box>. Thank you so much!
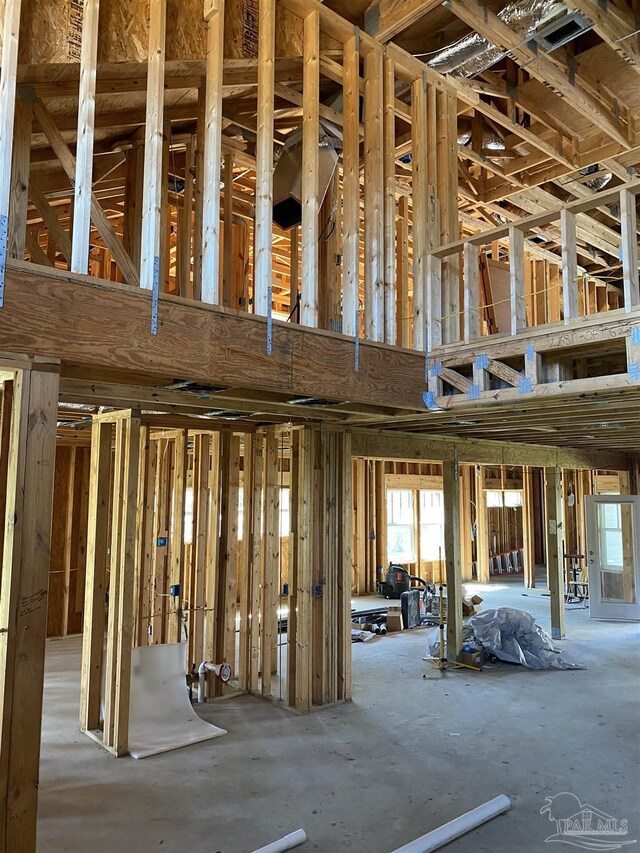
<box><xmin>32</xmin><ymin>98</ymin><xmax>140</xmax><ymax>286</ymax></box>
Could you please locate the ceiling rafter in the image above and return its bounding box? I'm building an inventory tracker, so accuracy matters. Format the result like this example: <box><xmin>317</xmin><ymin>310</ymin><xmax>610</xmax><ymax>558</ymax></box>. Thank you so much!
<box><xmin>447</xmin><ymin>0</ymin><xmax>632</xmax><ymax>149</ymax></box>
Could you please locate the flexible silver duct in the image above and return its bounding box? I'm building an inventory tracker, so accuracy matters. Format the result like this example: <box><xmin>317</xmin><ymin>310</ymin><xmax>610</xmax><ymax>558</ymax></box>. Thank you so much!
<box><xmin>428</xmin><ymin>0</ymin><xmax>563</xmax><ymax>77</ymax></box>
<box><xmin>457</xmin><ymin>120</ymin><xmax>506</xmax><ymax>151</ymax></box>
<box><xmin>580</xmin><ymin>171</ymin><xmax>613</xmax><ymax>191</ymax></box>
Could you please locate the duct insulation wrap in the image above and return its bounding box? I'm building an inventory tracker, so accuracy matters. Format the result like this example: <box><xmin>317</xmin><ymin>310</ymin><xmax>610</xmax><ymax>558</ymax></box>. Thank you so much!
<box><xmin>428</xmin><ymin>0</ymin><xmax>563</xmax><ymax>77</ymax></box>
<box><xmin>581</xmin><ymin>172</ymin><xmax>613</xmax><ymax>191</ymax></box>
<box><xmin>457</xmin><ymin>119</ymin><xmax>506</xmax><ymax>151</ymax></box>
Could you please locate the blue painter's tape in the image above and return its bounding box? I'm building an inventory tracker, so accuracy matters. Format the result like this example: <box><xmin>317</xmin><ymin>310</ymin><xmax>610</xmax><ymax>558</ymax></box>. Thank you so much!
<box><xmin>526</xmin><ymin>344</ymin><xmax>536</xmax><ymax>362</ymax></box>
<box><xmin>630</xmin><ymin>363</ymin><xmax>640</xmax><ymax>380</ymax></box>
<box><xmin>475</xmin><ymin>353</ymin><xmax>488</xmax><ymax>370</ymax></box>
<box><xmin>423</xmin><ymin>391</ymin><xmax>438</xmax><ymax>410</ymax></box>
<box><xmin>0</xmin><ymin>214</ymin><xmax>8</xmax><ymax>308</ymax></box>
<box><xmin>631</xmin><ymin>327</ymin><xmax>640</xmax><ymax>346</ymax></box>
<box><xmin>267</xmin><ymin>284</ymin><xmax>273</xmax><ymax>356</ymax></box>
<box><xmin>469</xmin><ymin>384</ymin><xmax>481</xmax><ymax>400</ymax></box>
<box><xmin>151</xmin><ymin>255</ymin><xmax>160</xmax><ymax>336</ymax></box>
<box><xmin>519</xmin><ymin>377</ymin><xmax>533</xmax><ymax>394</ymax></box>
<box><xmin>430</xmin><ymin>361</ymin><xmax>442</xmax><ymax>379</ymax></box>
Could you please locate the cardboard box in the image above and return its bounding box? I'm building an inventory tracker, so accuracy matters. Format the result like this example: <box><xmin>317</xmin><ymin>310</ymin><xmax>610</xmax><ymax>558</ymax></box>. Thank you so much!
<box><xmin>458</xmin><ymin>648</ymin><xmax>484</xmax><ymax>669</ymax></box>
<box><xmin>386</xmin><ymin>605</ymin><xmax>404</xmax><ymax>632</ymax></box>
<box><xmin>462</xmin><ymin>598</ymin><xmax>476</xmax><ymax>617</ymax></box>
<box><xmin>470</xmin><ymin>594</ymin><xmax>483</xmax><ymax>606</ymax></box>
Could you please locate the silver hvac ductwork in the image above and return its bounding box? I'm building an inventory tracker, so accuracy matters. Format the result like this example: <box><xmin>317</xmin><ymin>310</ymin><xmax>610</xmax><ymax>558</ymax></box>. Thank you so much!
<box><xmin>434</xmin><ymin>0</ymin><xmax>612</xmax><ymax>189</ymax></box>
<box><xmin>579</xmin><ymin>168</ymin><xmax>613</xmax><ymax>191</ymax></box>
<box><xmin>427</xmin><ymin>0</ymin><xmax>563</xmax><ymax>77</ymax></box>
<box><xmin>457</xmin><ymin>119</ymin><xmax>506</xmax><ymax>151</ymax></box>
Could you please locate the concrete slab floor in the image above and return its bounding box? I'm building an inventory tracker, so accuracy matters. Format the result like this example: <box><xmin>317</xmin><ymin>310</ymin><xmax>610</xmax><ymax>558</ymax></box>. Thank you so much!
<box><xmin>38</xmin><ymin>583</ymin><xmax>640</xmax><ymax>853</ymax></box>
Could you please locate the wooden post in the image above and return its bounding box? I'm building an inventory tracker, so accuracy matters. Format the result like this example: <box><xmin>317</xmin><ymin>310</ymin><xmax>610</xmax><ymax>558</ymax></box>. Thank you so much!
<box><xmin>190</xmin><ymin>434</ymin><xmax>209</xmax><ymax>664</ymax></box>
<box><xmin>140</xmin><ymin>0</ymin><xmax>167</xmax><ymax>300</ymax></box>
<box><xmin>342</xmin><ymin>35</ymin><xmax>359</xmax><ymax>337</ymax></box>
<box><xmin>204</xmin><ymin>432</ymin><xmax>221</xmax><ymax>683</ymax></box>
<box><xmin>222</xmin><ymin>149</ymin><xmax>235</xmax><ymax>307</ymax></box>
<box><xmin>237</xmin><ymin>433</ymin><xmax>253</xmax><ymax>690</ymax></box>
<box><xmin>440</xmin><ymin>90</ymin><xmax>460</xmax><ymax>345</ymax></box>
<box><xmin>71</xmin><ymin>0</ymin><xmax>100</xmax><ymax>274</ymax></box>
<box><xmin>0</xmin><ymin>362</ymin><xmax>59</xmax><ymax>853</ymax></box>
<box><xmin>459</xmin><ymin>465</ymin><xmax>473</xmax><ymax>581</ymax></box>
<box><xmin>364</xmin><ymin>48</ymin><xmax>384</xmax><ymax>342</ymax></box>
<box><xmin>0</xmin><ymin>0</ymin><xmax>24</xmax><ymax>302</ymax></box>
<box><xmin>261</xmin><ymin>430</ymin><xmax>279</xmax><ymax>697</ymax></box>
<box><xmin>61</xmin><ymin>447</ymin><xmax>77</xmax><ymax>636</ymax></box>
<box><xmin>342</xmin><ymin>36</ymin><xmax>360</xmax><ymax>336</ymax></box>
<box><xmin>176</xmin><ymin>139</ymin><xmax>195</xmax><ymax>297</ymax></box>
<box><xmin>474</xmin><ymin>466</ymin><xmax>489</xmax><ymax>583</ymax></box>
<box><xmin>412</xmin><ymin>74</ymin><xmax>428</xmax><ymax>352</ymax></box>
<box><xmin>80</xmin><ymin>419</ymin><xmax>112</xmax><ymax>732</ymax></box>
<box><xmin>0</xmin><ymin>380</ymin><xmax>13</xmax><ymax>573</ymax></box>
<box><xmin>442</xmin><ymin>459</ymin><xmax>462</xmax><ymax>658</ymax></box>
<box><xmin>301</xmin><ymin>11</ymin><xmax>320</xmax><ymax>328</ymax></box>
<box><xmin>101</xmin><ymin>413</ymin><xmax>141</xmax><ymax>756</ymax></box>
<box><xmin>337</xmin><ymin>431</ymin><xmax>352</xmax><ymax>701</ymax></box>
<box><xmin>8</xmin><ymin>98</ymin><xmax>32</xmax><ymax>261</ymax></box>
<box><xmin>545</xmin><ymin>465</ymin><xmax>565</xmax><ymax>640</ymax></box>
<box><xmin>292</xmin><ymin>428</ymin><xmax>313</xmax><ymax>711</ymax></box>
<box><xmin>289</xmin><ymin>227</ymin><xmax>299</xmax><ymax>320</ymax></box>
<box><xmin>135</xmin><ymin>431</ymin><xmax>156</xmax><ymax>647</ymax></box>
<box><xmin>168</xmin><ymin>430</ymin><xmax>187</xmax><ymax>643</ymax></box>
<box><xmin>383</xmin><ymin>55</ymin><xmax>396</xmax><ymax>345</ymax></box>
<box><xmin>201</xmin><ymin>0</ymin><xmax>225</xmax><ymax>304</ymax></box>
<box><xmin>463</xmin><ymin>242</ymin><xmax>480</xmax><ymax>342</ymax></box>
<box><xmin>253</xmin><ymin>0</ymin><xmax>275</xmax><ymax>316</ymax></box>
<box><xmin>214</xmin><ymin>432</ymin><xmax>240</xmax><ymax>692</ymax></box>
<box><xmin>522</xmin><ymin>466</ymin><xmax>536</xmax><ymax>588</ymax></box>
<box><xmin>509</xmin><ymin>226</ymin><xmax>526</xmax><ymax>334</ymax></box>
<box><xmin>620</xmin><ymin>188</ymin><xmax>639</xmax><ymax>311</ymax></box>
<box><xmin>249</xmin><ymin>433</ymin><xmax>264</xmax><ymax>691</ymax></box>
<box><xmin>561</xmin><ymin>209</ymin><xmax>579</xmax><ymax>323</ymax></box>
<box><xmin>427</xmin><ymin>254</ymin><xmax>442</xmax><ymax>354</ymax></box>
<box><xmin>192</xmin><ymin>87</ymin><xmax>206</xmax><ymax>300</ymax></box>
<box><xmin>396</xmin><ymin>195</ymin><xmax>409</xmax><ymax>347</ymax></box>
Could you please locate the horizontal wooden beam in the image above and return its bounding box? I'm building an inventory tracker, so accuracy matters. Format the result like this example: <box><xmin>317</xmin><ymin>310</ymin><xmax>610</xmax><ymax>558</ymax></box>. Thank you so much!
<box><xmin>1</xmin><ymin>260</ymin><xmax>427</xmax><ymax>412</ymax></box>
<box><xmin>430</xmin><ymin>307</ymin><xmax>640</xmax><ymax>366</ymax></box>
<box><xmin>351</xmin><ymin>429</ymin><xmax>629</xmax><ymax>470</ymax></box>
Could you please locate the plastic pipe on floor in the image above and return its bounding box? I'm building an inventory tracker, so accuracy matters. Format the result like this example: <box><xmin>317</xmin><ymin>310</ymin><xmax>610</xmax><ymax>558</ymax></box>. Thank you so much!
<box><xmin>197</xmin><ymin>661</ymin><xmax>232</xmax><ymax>703</ymax></box>
<box><xmin>251</xmin><ymin>828</ymin><xmax>307</xmax><ymax>853</ymax></box>
<box><xmin>390</xmin><ymin>795</ymin><xmax>510</xmax><ymax>853</ymax></box>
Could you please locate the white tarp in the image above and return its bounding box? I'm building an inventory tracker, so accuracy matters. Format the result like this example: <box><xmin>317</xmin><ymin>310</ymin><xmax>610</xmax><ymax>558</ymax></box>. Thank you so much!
<box><xmin>128</xmin><ymin>642</ymin><xmax>226</xmax><ymax>759</ymax></box>
<box><xmin>427</xmin><ymin>607</ymin><xmax>584</xmax><ymax>670</ymax></box>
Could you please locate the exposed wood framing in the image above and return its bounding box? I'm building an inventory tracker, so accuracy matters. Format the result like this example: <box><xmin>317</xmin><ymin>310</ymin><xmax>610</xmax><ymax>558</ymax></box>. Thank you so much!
<box><xmin>0</xmin><ymin>361</ymin><xmax>59</xmax><ymax>852</ymax></box>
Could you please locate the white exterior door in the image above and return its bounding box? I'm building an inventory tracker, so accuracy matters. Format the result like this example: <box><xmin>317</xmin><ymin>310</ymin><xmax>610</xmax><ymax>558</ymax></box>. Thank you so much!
<box><xmin>586</xmin><ymin>495</ymin><xmax>640</xmax><ymax>621</ymax></box>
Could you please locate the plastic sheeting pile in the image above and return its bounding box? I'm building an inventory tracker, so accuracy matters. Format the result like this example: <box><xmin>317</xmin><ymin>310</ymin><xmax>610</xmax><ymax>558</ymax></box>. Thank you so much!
<box><xmin>428</xmin><ymin>607</ymin><xmax>584</xmax><ymax>670</ymax></box>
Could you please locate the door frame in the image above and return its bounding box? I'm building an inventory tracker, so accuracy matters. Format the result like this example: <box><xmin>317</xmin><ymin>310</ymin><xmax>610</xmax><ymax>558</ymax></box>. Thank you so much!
<box><xmin>585</xmin><ymin>495</ymin><xmax>640</xmax><ymax>621</ymax></box>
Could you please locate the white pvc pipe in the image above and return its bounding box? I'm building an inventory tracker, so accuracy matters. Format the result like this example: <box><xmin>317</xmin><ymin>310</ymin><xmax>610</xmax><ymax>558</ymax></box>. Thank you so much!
<box><xmin>390</xmin><ymin>795</ymin><xmax>511</xmax><ymax>853</ymax></box>
<box><xmin>251</xmin><ymin>828</ymin><xmax>308</xmax><ymax>853</ymax></box>
<box><xmin>197</xmin><ymin>661</ymin><xmax>230</xmax><ymax>703</ymax></box>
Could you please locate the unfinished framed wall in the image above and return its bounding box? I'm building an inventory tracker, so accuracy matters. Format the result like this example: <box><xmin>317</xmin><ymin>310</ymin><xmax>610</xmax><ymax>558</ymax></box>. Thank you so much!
<box><xmin>78</xmin><ymin>413</ymin><xmax>353</xmax><ymax>757</ymax></box>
